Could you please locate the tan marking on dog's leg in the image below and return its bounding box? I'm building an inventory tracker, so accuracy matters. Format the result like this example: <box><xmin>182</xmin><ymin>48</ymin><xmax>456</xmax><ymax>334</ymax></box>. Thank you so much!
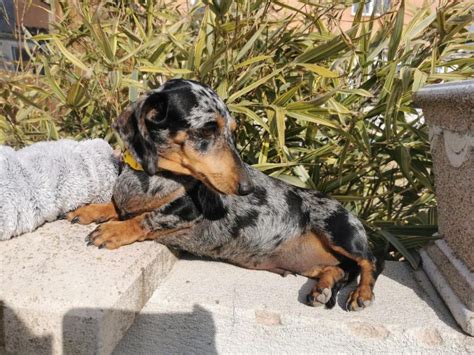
<box><xmin>86</xmin><ymin>214</ymin><xmax>149</xmax><ymax>249</ymax></box>
<box><xmin>121</xmin><ymin>187</ymin><xmax>186</xmax><ymax>217</ymax></box>
<box><xmin>346</xmin><ymin>258</ymin><xmax>375</xmax><ymax>311</ymax></box>
<box><xmin>67</xmin><ymin>202</ymin><xmax>118</xmax><ymax>225</ymax></box>
<box><xmin>329</xmin><ymin>245</ymin><xmax>376</xmax><ymax>311</ymax></box>
<box><xmin>86</xmin><ymin>211</ymin><xmax>193</xmax><ymax>250</ymax></box>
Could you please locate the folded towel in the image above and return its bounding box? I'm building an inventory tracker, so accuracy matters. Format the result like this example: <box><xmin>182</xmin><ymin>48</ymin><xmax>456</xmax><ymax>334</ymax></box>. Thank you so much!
<box><xmin>0</xmin><ymin>139</ymin><xmax>119</xmax><ymax>240</ymax></box>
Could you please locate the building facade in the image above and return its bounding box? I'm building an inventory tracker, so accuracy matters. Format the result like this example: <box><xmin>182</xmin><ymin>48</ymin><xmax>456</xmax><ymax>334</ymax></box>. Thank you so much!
<box><xmin>0</xmin><ymin>0</ymin><xmax>49</xmax><ymax>70</ymax></box>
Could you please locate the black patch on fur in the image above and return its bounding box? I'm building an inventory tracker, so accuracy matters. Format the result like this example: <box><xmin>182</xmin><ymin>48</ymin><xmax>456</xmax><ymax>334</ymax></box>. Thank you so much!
<box><xmin>273</xmin><ymin>234</ymin><xmax>284</xmax><ymax>248</ymax></box>
<box><xmin>161</xmin><ymin>195</ymin><xmax>201</xmax><ymax>222</ymax></box>
<box><xmin>251</xmin><ymin>186</ymin><xmax>268</xmax><ymax>205</ymax></box>
<box><xmin>324</xmin><ymin>207</ymin><xmax>351</xmax><ymax>244</ymax></box>
<box><xmin>314</xmin><ymin>191</ymin><xmax>328</xmax><ymax>198</ymax></box>
<box><xmin>300</xmin><ymin>211</ymin><xmax>310</xmax><ymax>228</ymax></box>
<box><xmin>136</xmin><ymin>172</ymin><xmax>150</xmax><ymax>193</ymax></box>
<box><xmin>323</xmin><ymin>206</ymin><xmax>366</xmax><ymax>258</ymax></box>
<box><xmin>193</xmin><ymin>185</ymin><xmax>227</xmax><ymax>221</ymax></box>
<box><xmin>150</xmin><ymin>184</ymin><xmax>163</xmax><ymax>196</ymax></box>
<box><xmin>230</xmin><ymin>209</ymin><xmax>259</xmax><ymax>239</ymax></box>
<box><xmin>285</xmin><ymin>190</ymin><xmax>309</xmax><ymax>228</ymax></box>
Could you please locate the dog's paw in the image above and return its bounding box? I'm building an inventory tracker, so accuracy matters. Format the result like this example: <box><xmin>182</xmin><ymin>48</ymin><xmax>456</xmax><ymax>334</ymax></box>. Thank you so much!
<box><xmin>306</xmin><ymin>287</ymin><xmax>332</xmax><ymax>307</ymax></box>
<box><xmin>85</xmin><ymin>219</ymin><xmax>145</xmax><ymax>250</ymax></box>
<box><xmin>346</xmin><ymin>287</ymin><xmax>374</xmax><ymax>311</ymax></box>
<box><xmin>66</xmin><ymin>203</ymin><xmax>117</xmax><ymax>225</ymax></box>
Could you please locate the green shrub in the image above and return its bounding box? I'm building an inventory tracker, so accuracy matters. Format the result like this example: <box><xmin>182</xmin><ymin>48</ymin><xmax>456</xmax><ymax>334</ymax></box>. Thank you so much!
<box><xmin>1</xmin><ymin>0</ymin><xmax>473</xmax><ymax>266</ymax></box>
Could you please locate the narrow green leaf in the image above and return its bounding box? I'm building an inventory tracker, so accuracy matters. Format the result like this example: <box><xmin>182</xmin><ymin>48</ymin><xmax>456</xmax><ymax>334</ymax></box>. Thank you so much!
<box><xmin>296</xmin><ymin>63</ymin><xmax>339</xmax><ymax>78</ymax></box>
<box><xmin>272</xmin><ymin>105</ymin><xmax>286</xmax><ymax>148</ymax></box>
<box><xmin>227</xmin><ymin>68</ymin><xmax>283</xmax><ymax>103</ymax></box>
<box><xmin>388</xmin><ymin>0</ymin><xmax>405</xmax><ymax>61</ymax></box>
<box><xmin>253</xmin><ymin>162</ymin><xmax>299</xmax><ymax>171</ymax></box>
<box><xmin>272</xmin><ymin>84</ymin><xmax>302</xmax><ymax>106</ymax></box>
<box><xmin>379</xmin><ymin>230</ymin><xmax>420</xmax><ymax>269</ymax></box>
<box><xmin>42</xmin><ymin>62</ymin><xmax>66</xmax><ymax>103</ymax></box>
<box><xmin>51</xmin><ymin>37</ymin><xmax>89</xmax><ymax>71</ymax></box>
<box><xmin>236</xmin><ymin>26</ymin><xmax>266</xmax><ymax>62</ymax></box>
<box><xmin>234</xmin><ymin>55</ymin><xmax>272</xmax><ymax>69</ymax></box>
<box><xmin>194</xmin><ymin>7</ymin><xmax>209</xmax><ymax>70</ymax></box>
<box><xmin>286</xmin><ymin>111</ymin><xmax>339</xmax><ymax>129</ymax></box>
<box><xmin>412</xmin><ymin>69</ymin><xmax>428</xmax><ymax>92</ymax></box>
<box><xmin>139</xmin><ymin>66</ymin><xmax>192</xmax><ymax>74</ymax></box>
<box><xmin>228</xmin><ymin>104</ymin><xmax>270</xmax><ymax>132</ymax></box>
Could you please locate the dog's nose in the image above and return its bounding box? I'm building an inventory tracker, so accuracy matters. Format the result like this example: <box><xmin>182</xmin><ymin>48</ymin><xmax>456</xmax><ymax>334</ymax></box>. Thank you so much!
<box><xmin>238</xmin><ymin>181</ymin><xmax>254</xmax><ymax>196</ymax></box>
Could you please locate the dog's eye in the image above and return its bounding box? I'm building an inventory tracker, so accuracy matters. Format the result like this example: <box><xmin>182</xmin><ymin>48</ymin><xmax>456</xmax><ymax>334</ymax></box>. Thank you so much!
<box><xmin>200</xmin><ymin>122</ymin><xmax>218</xmax><ymax>137</ymax></box>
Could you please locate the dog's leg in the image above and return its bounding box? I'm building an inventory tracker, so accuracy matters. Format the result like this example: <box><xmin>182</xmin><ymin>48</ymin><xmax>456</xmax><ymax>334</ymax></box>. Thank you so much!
<box><xmin>86</xmin><ymin>214</ymin><xmax>149</xmax><ymax>249</ymax></box>
<box><xmin>305</xmin><ymin>265</ymin><xmax>346</xmax><ymax>307</ymax></box>
<box><xmin>86</xmin><ymin>195</ymin><xmax>201</xmax><ymax>249</ymax></box>
<box><xmin>311</xmin><ymin>206</ymin><xmax>385</xmax><ymax>311</ymax></box>
<box><xmin>345</xmin><ymin>256</ymin><xmax>378</xmax><ymax>311</ymax></box>
<box><xmin>262</xmin><ymin>230</ymin><xmax>380</xmax><ymax>310</ymax></box>
<box><xmin>117</xmin><ymin>187</ymin><xmax>186</xmax><ymax>219</ymax></box>
<box><xmin>66</xmin><ymin>203</ymin><xmax>119</xmax><ymax>224</ymax></box>
<box><xmin>85</xmin><ymin>214</ymin><xmax>196</xmax><ymax>250</ymax></box>
<box><xmin>66</xmin><ymin>187</ymin><xmax>186</xmax><ymax>225</ymax></box>
<box><xmin>330</xmin><ymin>245</ymin><xmax>383</xmax><ymax>311</ymax></box>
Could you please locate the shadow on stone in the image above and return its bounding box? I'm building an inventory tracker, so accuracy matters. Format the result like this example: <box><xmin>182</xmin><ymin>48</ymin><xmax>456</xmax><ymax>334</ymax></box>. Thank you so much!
<box><xmin>111</xmin><ymin>304</ymin><xmax>217</xmax><ymax>355</ymax></box>
<box><xmin>380</xmin><ymin>263</ymin><xmax>461</xmax><ymax>333</ymax></box>
<box><xmin>0</xmin><ymin>301</ymin><xmax>53</xmax><ymax>354</ymax></box>
<box><xmin>62</xmin><ymin>304</ymin><xmax>216</xmax><ymax>354</ymax></box>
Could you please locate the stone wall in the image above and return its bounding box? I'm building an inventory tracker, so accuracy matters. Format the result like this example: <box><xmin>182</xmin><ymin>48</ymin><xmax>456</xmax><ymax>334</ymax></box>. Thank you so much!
<box><xmin>414</xmin><ymin>80</ymin><xmax>474</xmax><ymax>336</ymax></box>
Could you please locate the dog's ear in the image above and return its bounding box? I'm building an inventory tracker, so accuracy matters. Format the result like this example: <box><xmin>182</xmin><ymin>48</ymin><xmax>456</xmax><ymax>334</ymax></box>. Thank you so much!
<box><xmin>113</xmin><ymin>92</ymin><xmax>168</xmax><ymax>175</ymax></box>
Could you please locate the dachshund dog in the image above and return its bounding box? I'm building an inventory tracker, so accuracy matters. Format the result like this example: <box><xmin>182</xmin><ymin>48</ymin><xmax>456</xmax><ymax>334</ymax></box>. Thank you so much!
<box><xmin>66</xmin><ymin>79</ymin><xmax>384</xmax><ymax>311</ymax></box>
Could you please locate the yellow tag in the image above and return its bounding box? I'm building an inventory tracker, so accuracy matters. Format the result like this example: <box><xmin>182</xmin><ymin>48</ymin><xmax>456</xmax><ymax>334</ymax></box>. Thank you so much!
<box><xmin>123</xmin><ymin>150</ymin><xmax>144</xmax><ymax>171</ymax></box>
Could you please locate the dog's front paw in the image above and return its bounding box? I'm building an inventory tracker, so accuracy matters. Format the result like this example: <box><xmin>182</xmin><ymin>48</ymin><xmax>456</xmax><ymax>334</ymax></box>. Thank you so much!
<box><xmin>66</xmin><ymin>203</ymin><xmax>118</xmax><ymax>225</ymax></box>
<box><xmin>85</xmin><ymin>218</ymin><xmax>146</xmax><ymax>250</ymax></box>
<box><xmin>346</xmin><ymin>286</ymin><xmax>374</xmax><ymax>311</ymax></box>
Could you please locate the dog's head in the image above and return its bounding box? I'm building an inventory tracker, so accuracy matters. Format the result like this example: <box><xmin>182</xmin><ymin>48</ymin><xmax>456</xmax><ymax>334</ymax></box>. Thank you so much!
<box><xmin>113</xmin><ymin>79</ymin><xmax>254</xmax><ymax>196</ymax></box>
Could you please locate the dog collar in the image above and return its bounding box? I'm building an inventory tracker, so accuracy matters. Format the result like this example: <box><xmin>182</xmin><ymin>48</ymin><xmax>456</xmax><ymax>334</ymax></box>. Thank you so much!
<box><xmin>123</xmin><ymin>150</ymin><xmax>144</xmax><ymax>171</ymax></box>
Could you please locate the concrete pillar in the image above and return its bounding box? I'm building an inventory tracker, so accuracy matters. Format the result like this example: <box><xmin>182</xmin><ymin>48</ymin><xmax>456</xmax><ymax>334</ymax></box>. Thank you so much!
<box><xmin>414</xmin><ymin>80</ymin><xmax>474</xmax><ymax>335</ymax></box>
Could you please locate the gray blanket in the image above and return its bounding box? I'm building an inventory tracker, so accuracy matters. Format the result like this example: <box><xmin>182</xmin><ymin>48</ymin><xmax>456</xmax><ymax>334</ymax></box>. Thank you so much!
<box><xmin>0</xmin><ymin>139</ymin><xmax>119</xmax><ymax>240</ymax></box>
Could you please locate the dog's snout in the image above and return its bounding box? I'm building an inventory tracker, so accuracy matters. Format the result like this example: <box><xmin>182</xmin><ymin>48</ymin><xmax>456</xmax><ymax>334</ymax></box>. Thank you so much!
<box><xmin>237</xmin><ymin>180</ymin><xmax>254</xmax><ymax>196</ymax></box>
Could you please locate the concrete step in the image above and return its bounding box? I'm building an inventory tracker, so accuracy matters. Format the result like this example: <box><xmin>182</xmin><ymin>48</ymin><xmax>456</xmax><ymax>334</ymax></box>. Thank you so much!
<box><xmin>0</xmin><ymin>220</ymin><xmax>177</xmax><ymax>355</ymax></box>
<box><xmin>115</xmin><ymin>257</ymin><xmax>474</xmax><ymax>354</ymax></box>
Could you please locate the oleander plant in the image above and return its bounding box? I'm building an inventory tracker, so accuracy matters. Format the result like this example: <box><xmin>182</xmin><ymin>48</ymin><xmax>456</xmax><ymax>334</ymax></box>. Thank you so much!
<box><xmin>1</xmin><ymin>0</ymin><xmax>473</xmax><ymax>266</ymax></box>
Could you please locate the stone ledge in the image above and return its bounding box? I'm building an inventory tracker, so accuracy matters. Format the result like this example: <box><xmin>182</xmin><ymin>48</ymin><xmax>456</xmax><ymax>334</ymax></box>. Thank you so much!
<box><xmin>414</xmin><ymin>79</ymin><xmax>473</xmax><ymax>335</ymax></box>
<box><xmin>115</xmin><ymin>258</ymin><xmax>473</xmax><ymax>353</ymax></box>
<box><xmin>421</xmin><ymin>248</ymin><xmax>474</xmax><ymax>336</ymax></box>
<box><xmin>425</xmin><ymin>240</ymin><xmax>474</xmax><ymax>312</ymax></box>
<box><xmin>413</xmin><ymin>79</ymin><xmax>474</xmax><ymax>132</ymax></box>
<box><xmin>0</xmin><ymin>220</ymin><xmax>178</xmax><ymax>355</ymax></box>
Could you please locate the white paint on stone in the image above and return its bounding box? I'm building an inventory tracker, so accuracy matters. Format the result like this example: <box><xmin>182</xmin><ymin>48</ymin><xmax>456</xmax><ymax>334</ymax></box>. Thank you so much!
<box><xmin>430</xmin><ymin>125</ymin><xmax>474</xmax><ymax>168</ymax></box>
